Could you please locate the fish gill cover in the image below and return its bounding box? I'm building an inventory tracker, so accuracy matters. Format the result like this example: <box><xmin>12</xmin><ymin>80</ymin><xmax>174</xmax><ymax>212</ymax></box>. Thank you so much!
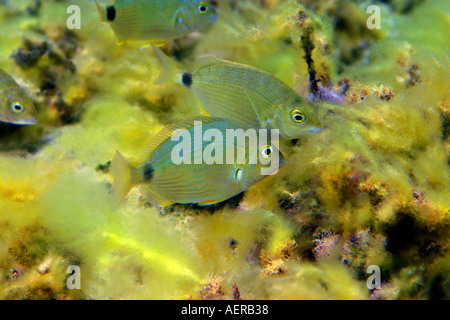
<box><xmin>0</xmin><ymin>0</ymin><xmax>448</xmax><ymax>300</ymax></box>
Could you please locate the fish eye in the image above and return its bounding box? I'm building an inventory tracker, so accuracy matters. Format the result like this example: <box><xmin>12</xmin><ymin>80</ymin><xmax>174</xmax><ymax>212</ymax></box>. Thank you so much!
<box><xmin>235</xmin><ymin>168</ymin><xmax>243</xmax><ymax>184</ymax></box>
<box><xmin>11</xmin><ymin>101</ymin><xmax>24</xmax><ymax>113</ymax></box>
<box><xmin>197</xmin><ymin>2</ymin><xmax>209</xmax><ymax>14</ymax></box>
<box><xmin>261</xmin><ymin>145</ymin><xmax>273</xmax><ymax>159</ymax></box>
<box><xmin>291</xmin><ymin>109</ymin><xmax>306</xmax><ymax>123</ymax></box>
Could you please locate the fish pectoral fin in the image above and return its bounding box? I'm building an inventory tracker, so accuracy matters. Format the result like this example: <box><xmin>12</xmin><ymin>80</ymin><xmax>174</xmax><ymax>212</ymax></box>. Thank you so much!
<box><xmin>140</xmin><ymin>187</ymin><xmax>174</xmax><ymax>208</ymax></box>
<box><xmin>197</xmin><ymin>198</ymin><xmax>227</xmax><ymax>206</ymax></box>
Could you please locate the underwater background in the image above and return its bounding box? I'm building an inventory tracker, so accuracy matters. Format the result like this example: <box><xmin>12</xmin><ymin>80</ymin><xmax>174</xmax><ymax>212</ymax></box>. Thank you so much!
<box><xmin>0</xmin><ymin>0</ymin><xmax>448</xmax><ymax>300</ymax></box>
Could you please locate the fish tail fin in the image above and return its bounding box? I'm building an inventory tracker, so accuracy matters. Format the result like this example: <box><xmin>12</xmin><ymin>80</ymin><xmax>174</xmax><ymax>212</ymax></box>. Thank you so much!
<box><xmin>91</xmin><ymin>19</ymin><xmax>100</xmax><ymax>41</ymax></box>
<box><xmin>94</xmin><ymin>0</ymin><xmax>105</xmax><ymax>23</ymax></box>
<box><xmin>150</xmin><ymin>43</ymin><xmax>182</xmax><ymax>85</ymax></box>
<box><xmin>110</xmin><ymin>151</ymin><xmax>138</xmax><ymax>208</ymax></box>
<box><xmin>92</xmin><ymin>0</ymin><xmax>105</xmax><ymax>41</ymax></box>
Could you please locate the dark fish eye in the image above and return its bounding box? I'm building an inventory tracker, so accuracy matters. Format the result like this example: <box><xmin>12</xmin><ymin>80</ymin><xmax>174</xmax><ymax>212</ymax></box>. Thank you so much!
<box><xmin>291</xmin><ymin>109</ymin><xmax>306</xmax><ymax>123</ymax></box>
<box><xmin>261</xmin><ymin>145</ymin><xmax>273</xmax><ymax>159</ymax></box>
<box><xmin>11</xmin><ymin>101</ymin><xmax>24</xmax><ymax>113</ymax></box>
<box><xmin>198</xmin><ymin>3</ymin><xmax>208</xmax><ymax>14</ymax></box>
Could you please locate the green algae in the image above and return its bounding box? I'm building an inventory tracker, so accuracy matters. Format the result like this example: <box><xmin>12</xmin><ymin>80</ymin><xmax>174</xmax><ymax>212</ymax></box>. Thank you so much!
<box><xmin>0</xmin><ymin>0</ymin><xmax>448</xmax><ymax>300</ymax></box>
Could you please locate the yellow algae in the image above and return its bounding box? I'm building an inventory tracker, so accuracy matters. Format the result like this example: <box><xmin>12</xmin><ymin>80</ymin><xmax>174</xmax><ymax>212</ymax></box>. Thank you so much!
<box><xmin>0</xmin><ymin>251</ymin><xmax>84</xmax><ymax>300</ymax></box>
<box><xmin>101</xmin><ymin>231</ymin><xmax>201</xmax><ymax>283</ymax></box>
<box><xmin>41</xmin><ymin>95</ymin><xmax>161</xmax><ymax>167</ymax></box>
<box><xmin>37</xmin><ymin>170</ymin><xmax>207</xmax><ymax>299</ymax></box>
<box><xmin>262</xmin><ymin>261</ymin><xmax>368</xmax><ymax>300</ymax></box>
<box><xmin>0</xmin><ymin>156</ymin><xmax>64</xmax><ymax>229</ymax></box>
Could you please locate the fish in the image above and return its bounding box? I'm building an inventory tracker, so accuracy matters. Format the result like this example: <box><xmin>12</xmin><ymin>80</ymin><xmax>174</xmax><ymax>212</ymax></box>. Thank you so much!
<box><xmin>95</xmin><ymin>0</ymin><xmax>218</xmax><ymax>46</ymax></box>
<box><xmin>0</xmin><ymin>69</ymin><xmax>38</xmax><ymax>125</ymax></box>
<box><xmin>153</xmin><ymin>48</ymin><xmax>322</xmax><ymax>140</ymax></box>
<box><xmin>111</xmin><ymin>116</ymin><xmax>284</xmax><ymax>207</ymax></box>
<box><xmin>178</xmin><ymin>58</ymin><xmax>323</xmax><ymax>139</ymax></box>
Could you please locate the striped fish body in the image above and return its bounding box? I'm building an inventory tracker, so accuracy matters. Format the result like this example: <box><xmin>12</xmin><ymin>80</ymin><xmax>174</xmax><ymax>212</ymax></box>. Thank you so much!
<box><xmin>97</xmin><ymin>0</ymin><xmax>217</xmax><ymax>44</ymax></box>
<box><xmin>178</xmin><ymin>58</ymin><xmax>322</xmax><ymax>140</ymax></box>
<box><xmin>111</xmin><ymin>117</ymin><xmax>283</xmax><ymax>207</ymax></box>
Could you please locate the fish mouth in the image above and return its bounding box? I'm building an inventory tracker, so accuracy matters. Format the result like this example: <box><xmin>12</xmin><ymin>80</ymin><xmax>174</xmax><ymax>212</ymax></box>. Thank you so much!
<box><xmin>25</xmin><ymin>114</ymin><xmax>39</xmax><ymax>124</ymax></box>
<box><xmin>3</xmin><ymin>113</ymin><xmax>38</xmax><ymax>125</ymax></box>
<box><xmin>15</xmin><ymin>116</ymin><xmax>39</xmax><ymax>125</ymax></box>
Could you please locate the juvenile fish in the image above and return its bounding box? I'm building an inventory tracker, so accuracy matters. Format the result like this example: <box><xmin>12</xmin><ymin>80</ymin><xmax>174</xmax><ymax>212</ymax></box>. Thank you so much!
<box><xmin>0</xmin><ymin>69</ymin><xmax>38</xmax><ymax>125</ymax></box>
<box><xmin>95</xmin><ymin>0</ymin><xmax>218</xmax><ymax>46</ymax></box>
<box><xmin>153</xmin><ymin>48</ymin><xmax>322</xmax><ymax>139</ymax></box>
<box><xmin>176</xmin><ymin>58</ymin><xmax>322</xmax><ymax>140</ymax></box>
<box><xmin>111</xmin><ymin>116</ymin><xmax>284</xmax><ymax>207</ymax></box>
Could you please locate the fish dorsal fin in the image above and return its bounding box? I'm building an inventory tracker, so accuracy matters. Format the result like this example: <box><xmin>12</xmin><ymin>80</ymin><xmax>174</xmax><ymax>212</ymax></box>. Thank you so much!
<box><xmin>142</xmin><ymin>116</ymin><xmax>223</xmax><ymax>158</ymax></box>
<box><xmin>192</xmin><ymin>56</ymin><xmax>259</xmax><ymax>74</ymax></box>
<box><xmin>191</xmin><ymin>55</ymin><xmax>227</xmax><ymax>72</ymax></box>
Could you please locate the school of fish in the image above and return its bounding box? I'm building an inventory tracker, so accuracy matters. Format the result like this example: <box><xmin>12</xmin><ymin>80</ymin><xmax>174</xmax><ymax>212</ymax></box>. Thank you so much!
<box><xmin>1</xmin><ymin>0</ymin><xmax>323</xmax><ymax>207</ymax></box>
